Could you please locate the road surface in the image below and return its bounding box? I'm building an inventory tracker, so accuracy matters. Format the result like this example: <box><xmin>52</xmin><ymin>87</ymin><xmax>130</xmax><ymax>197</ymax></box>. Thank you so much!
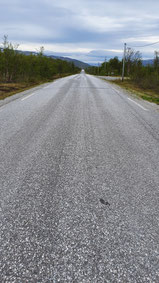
<box><xmin>0</xmin><ymin>72</ymin><xmax>159</xmax><ymax>282</ymax></box>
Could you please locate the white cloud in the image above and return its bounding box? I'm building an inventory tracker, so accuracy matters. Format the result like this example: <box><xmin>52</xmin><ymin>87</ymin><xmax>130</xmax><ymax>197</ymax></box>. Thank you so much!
<box><xmin>78</xmin><ymin>15</ymin><xmax>123</xmax><ymax>33</ymax></box>
<box><xmin>1</xmin><ymin>0</ymin><xmax>159</xmax><ymax>63</ymax></box>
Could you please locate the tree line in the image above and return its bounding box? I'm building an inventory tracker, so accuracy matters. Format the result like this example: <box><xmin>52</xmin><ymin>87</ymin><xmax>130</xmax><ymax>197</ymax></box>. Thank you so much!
<box><xmin>0</xmin><ymin>36</ymin><xmax>80</xmax><ymax>83</ymax></box>
<box><xmin>86</xmin><ymin>49</ymin><xmax>159</xmax><ymax>92</ymax></box>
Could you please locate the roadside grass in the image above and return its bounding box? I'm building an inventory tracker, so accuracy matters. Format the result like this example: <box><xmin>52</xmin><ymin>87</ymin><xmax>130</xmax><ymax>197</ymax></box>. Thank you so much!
<box><xmin>0</xmin><ymin>73</ymin><xmax>73</xmax><ymax>100</ymax></box>
<box><xmin>0</xmin><ymin>82</ymin><xmax>45</xmax><ymax>100</ymax></box>
<box><xmin>110</xmin><ymin>79</ymin><xmax>159</xmax><ymax>104</ymax></box>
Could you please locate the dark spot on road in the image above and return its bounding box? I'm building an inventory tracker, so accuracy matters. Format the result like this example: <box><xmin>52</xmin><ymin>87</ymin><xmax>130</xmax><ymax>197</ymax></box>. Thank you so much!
<box><xmin>5</xmin><ymin>268</ymin><xmax>13</xmax><ymax>276</ymax></box>
<box><xmin>100</xmin><ymin>198</ymin><xmax>110</xmax><ymax>206</ymax></box>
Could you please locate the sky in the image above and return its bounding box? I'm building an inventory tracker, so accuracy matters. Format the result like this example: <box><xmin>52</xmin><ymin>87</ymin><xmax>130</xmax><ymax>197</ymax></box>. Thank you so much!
<box><xmin>1</xmin><ymin>0</ymin><xmax>159</xmax><ymax>64</ymax></box>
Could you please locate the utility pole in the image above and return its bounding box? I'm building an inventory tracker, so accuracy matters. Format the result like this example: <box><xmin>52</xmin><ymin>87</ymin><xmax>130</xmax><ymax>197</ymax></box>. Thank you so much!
<box><xmin>98</xmin><ymin>62</ymin><xmax>100</xmax><ymax>75</ymax></box>
<box><xmin>104</xmin><ymin>57</ymin><xmax>107</xmax><ymax>74</ymax></box>
<box><xmin>122</xmin><ymin>43</ymin><xmax>126</xmax><ymax>82</ymax></box>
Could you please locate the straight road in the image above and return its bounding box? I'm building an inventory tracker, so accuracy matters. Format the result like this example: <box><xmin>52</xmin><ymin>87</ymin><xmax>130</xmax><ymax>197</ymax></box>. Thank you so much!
<box><xmin>0</xmin><ymin>72</ymin><xmax>159</xmax><ymax>282</ymax></box>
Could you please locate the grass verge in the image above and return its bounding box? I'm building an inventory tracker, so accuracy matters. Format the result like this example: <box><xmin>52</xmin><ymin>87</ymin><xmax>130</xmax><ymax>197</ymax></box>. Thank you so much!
<box><xmin>0</xmin><ymin>73</ymin><xmax>73</xmax><ymax>100</ymax></box>
<box><xmin>111</xmin><ymin>79</ymin><xmax>159</xmax><ymax>104</ymax></box>
<box><xmin>0</xmin><ymin>82</ymin><xmax>46</xmax><ymax>100</ymax></box>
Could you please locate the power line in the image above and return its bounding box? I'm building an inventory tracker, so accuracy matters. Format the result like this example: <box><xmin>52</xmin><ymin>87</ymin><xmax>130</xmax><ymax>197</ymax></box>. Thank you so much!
<box><xmin>121</xmin><ymin>39</ymin><xmax>159</xmax><ymax>81</ymax></box>
<box><xmin>128</xmin><ymin>40</ymin><xmax>159</xmax><ymax>48</ymax></box>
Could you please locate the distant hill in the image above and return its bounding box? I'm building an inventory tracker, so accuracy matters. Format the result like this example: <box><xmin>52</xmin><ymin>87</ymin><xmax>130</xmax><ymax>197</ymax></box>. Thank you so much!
<box><xmin>142</xmin><ymin>59</ymin><xmax>154</xmax><ymax>66</ymax></box>
<box><xmin>18</xmin><ymin>50</ymin><xmax>37</xmax><ymax>56</ymax></box>
<box><xmin>48</xmin><ymin>55</ymin><xmax>90</xmax><ymax>69</ymax></box>
<box><xmin>17</xmin><ymin>50</ymin><xmax>90</xmax><ymax>69</ymax></box>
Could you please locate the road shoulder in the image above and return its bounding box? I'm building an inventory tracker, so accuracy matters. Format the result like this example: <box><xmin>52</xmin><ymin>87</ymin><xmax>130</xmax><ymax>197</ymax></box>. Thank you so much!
<box><xmin>98</xmin><ymin>76</ymin><xmax>159</xmax><ymax>112</ymax></box>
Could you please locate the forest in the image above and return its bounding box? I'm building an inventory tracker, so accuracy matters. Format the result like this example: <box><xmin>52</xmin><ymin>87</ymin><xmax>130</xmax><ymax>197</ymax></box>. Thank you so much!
<box><xmin>0</xmin><ymin>36</ymin><xmax>80</xmax><ymax>83</ymax></box>
<box><xmin>0</xmin><ymin>36</ymin><xmax>80</xmax><ymax>99</ymax></box>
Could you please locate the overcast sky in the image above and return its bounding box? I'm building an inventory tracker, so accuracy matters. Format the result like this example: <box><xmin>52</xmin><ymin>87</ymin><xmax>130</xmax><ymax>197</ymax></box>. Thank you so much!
<box><xmin>1</xmin><ymin>0</ymin><xmax>159</xmax><ymax>64</ymax></box>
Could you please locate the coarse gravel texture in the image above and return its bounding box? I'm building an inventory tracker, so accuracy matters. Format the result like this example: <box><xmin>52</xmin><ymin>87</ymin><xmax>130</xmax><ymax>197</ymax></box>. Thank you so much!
<box><xmin>0</xmin><ymin>72</ymin><xmax>159</xmax><ymax>282</ymax></box>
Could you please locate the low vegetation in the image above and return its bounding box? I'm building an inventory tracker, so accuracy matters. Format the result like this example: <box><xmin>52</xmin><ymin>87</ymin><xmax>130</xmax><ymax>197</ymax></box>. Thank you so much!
<box><xmin>86</xmin><ymin>49</ymin><xmax>159</xmax><ymax>104</ymax></box>
<box><xmin>0</xmin><ymin>36</ymin><xmax>80</xmax><ymax>99</ymax></box>
<box><xmin>111</xmin><ymin>80</ymin><xmax>159</xmax><ymax>104</ymax></box>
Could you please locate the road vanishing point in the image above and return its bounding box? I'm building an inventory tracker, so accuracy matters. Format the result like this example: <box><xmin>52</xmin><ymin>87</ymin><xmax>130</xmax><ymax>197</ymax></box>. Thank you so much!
<box><xmin>0</xmin><ymin>72</ymin><xmax>159</xmax><ymax>282</ymax></box>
